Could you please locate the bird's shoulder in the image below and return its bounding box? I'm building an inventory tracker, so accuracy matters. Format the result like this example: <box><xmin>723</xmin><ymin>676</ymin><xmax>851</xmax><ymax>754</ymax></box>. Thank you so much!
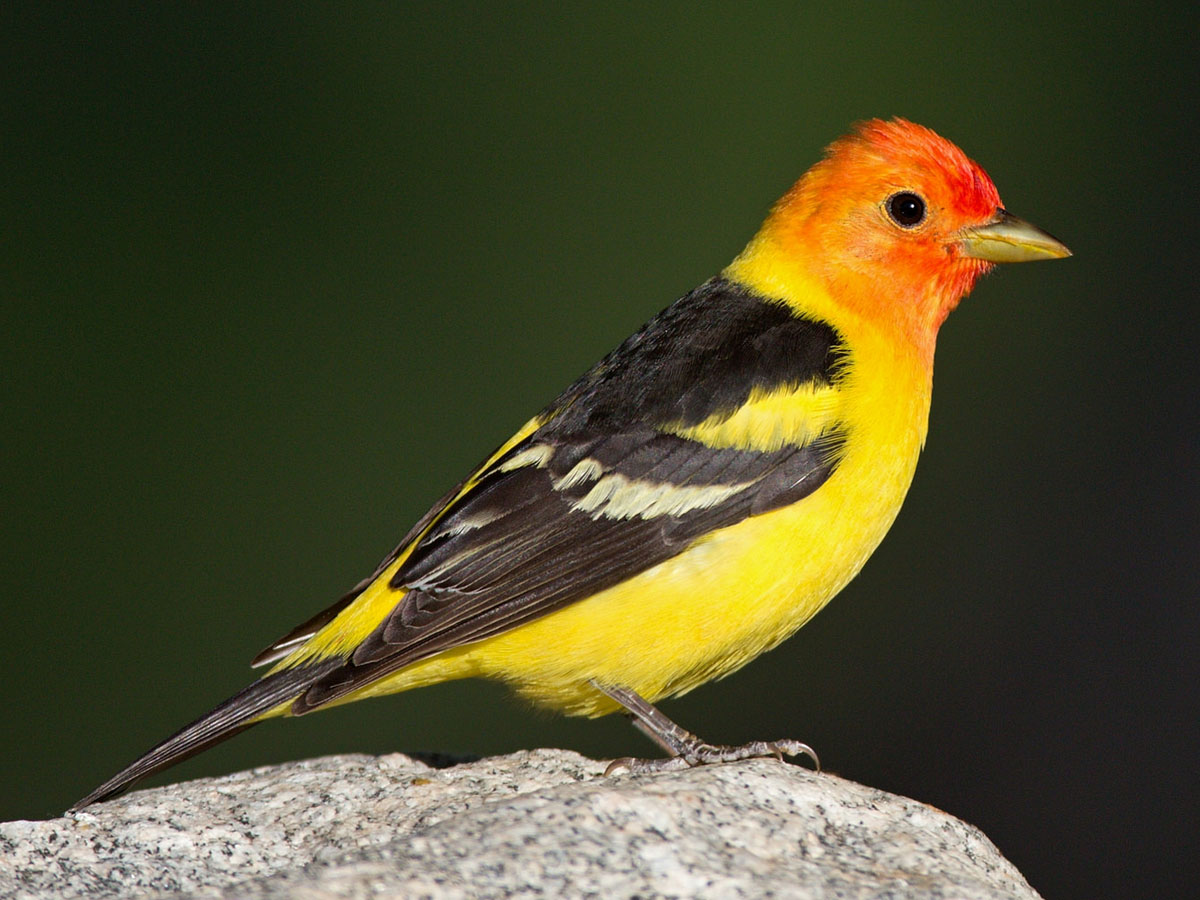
<box><xmin>539</xmin><ymin>276</ymin><xmax>847</xmax><ymax>437</ymax></box>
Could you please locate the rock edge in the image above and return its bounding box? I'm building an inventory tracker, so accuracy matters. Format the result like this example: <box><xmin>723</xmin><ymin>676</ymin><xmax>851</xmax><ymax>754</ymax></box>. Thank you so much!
<box><xmin>0</xmin><ymin>750</ymin><xmax>1041</xmax><ymax>899</ymax></box>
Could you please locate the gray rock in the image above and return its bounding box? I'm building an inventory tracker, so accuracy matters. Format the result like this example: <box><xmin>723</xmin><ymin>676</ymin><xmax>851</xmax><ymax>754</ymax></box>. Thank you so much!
<box><xmin>0</xmin><ymin>749</ymin><xmax>1041</xmax><ymax>899</ymax></box>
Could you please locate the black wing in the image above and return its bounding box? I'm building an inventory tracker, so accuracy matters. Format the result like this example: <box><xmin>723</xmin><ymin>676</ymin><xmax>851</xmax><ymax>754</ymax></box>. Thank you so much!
<box><xmin>297</xmin><ymin>427</ymin><xmax>845</xmax><ymax>709</ymax></box>
<box><xmin>291</xmin><ymin>277</ymin><xmax>847</xmax><ymax>711</ymax></box>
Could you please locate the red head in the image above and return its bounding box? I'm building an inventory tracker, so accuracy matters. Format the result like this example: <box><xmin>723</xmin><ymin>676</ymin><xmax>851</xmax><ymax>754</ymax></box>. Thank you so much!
<box><xmin>754</xmin><ymin>119</ymin><xmax>1068</xmax><ymax>359</ymax></box>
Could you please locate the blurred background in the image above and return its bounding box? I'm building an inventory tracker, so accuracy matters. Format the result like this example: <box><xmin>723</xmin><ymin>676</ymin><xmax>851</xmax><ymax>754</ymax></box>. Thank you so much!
<box><xmin>3</xmin><ymin>4</ymin><xmax>1195</xmax><ymax>898</ymax></box>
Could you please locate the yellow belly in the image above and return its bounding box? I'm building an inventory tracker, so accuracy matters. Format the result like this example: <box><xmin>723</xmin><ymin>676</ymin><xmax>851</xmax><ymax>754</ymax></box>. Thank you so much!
<box><xmin>341</xmin><ymin>324</ymin><xmax>931</xmax><ymax>718</ymax></box>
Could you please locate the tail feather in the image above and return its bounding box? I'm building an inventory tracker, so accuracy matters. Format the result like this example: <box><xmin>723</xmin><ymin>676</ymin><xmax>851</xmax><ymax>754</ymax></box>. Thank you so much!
<box><xmin>70</xmin><ymin>659</ymin><xmax>342</xmax><ymax>810</ymax></box>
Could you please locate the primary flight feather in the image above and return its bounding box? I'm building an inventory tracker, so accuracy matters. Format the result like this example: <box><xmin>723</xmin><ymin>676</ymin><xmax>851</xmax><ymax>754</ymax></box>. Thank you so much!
<box><xmin>73</xmin><ymin>119</ymin><xmax>1069</xmax><ymax>809</ymax></box>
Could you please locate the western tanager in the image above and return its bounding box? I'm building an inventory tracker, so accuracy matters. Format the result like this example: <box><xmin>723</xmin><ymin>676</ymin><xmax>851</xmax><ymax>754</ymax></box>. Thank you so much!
<box><xmin>73</xmin><ymin>118</ymin><xmax>1069</xmax><ymax>809</ymax></box>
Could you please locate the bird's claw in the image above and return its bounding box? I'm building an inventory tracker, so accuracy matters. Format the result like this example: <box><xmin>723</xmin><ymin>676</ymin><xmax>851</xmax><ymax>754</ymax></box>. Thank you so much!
<box><xmin>604</xmin><ymin>737</ymin><xmax>820</xmax><ymax>776</ymax></box>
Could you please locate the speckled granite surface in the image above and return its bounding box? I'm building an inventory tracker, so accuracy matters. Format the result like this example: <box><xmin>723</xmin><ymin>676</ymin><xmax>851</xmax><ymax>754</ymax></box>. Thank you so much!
<box><xmin>1</xmin><ymin>750</ymin><xmax>1040</xmax><ymax>899</ymax></box>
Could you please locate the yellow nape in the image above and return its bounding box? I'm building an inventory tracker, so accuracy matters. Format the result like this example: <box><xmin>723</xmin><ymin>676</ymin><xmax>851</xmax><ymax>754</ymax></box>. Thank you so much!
<box><xmin>723</xmin><ymin>236</ymin><xmax>844</xmax><ymax>333</ymax></box>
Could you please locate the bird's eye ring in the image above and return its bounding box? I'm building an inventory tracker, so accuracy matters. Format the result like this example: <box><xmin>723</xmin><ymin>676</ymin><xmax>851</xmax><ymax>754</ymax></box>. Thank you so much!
<box><xmin>885</xmin><ymin>192</ymin><xmax>926</xmax><ymax>228</ymax></box>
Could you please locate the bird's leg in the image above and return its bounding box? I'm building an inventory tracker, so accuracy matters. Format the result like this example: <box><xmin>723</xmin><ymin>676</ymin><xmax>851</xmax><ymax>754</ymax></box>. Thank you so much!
<box><xmin>590</xmin><ymin>681</ymin><xmax>820</xmax><ymax>776</ymax></box>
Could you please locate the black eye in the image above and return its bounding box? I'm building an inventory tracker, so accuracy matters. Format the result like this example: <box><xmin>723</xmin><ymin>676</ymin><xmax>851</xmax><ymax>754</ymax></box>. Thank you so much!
<box><xmin>886</xmin><ymin>192</ymin><xmax>926</xmax><ymax>228</ymax></box>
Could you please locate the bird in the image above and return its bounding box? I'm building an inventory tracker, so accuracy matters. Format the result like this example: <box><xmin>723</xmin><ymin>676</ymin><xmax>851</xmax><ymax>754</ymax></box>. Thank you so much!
<box><xmin>72</xmin><ymin>118</ymin><xmax>1069</xmax><ymax>809</ymax></box>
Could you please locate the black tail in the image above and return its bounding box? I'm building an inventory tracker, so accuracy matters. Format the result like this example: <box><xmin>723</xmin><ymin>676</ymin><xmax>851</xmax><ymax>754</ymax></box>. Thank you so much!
<box><xmin>70</xmin><ymin>659</ymin><xmax>342</xmax><ymax>810</ymax></box>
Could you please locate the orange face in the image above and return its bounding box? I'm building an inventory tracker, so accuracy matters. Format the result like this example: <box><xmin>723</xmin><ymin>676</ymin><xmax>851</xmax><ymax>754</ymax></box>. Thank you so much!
<box><xmin>765</xmin><ymin>119</ymin><xmax>1010</xmax><ymax>341</ymax></box>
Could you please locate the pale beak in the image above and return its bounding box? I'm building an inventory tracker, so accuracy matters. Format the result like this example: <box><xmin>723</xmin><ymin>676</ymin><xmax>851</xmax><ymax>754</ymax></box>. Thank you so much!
<box><xmin>957</xmin><ymin>209</ymin><xmax>1071</xmax><ymax>263</ymax></box>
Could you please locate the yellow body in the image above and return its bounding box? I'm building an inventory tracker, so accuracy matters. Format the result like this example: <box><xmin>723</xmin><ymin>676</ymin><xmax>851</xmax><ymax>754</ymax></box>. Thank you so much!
<box><xmin>268</xmin><ymin>240</ymin><xmax>931</xmax><ymax>718</ymax></box>
<box><xmin>73</xmin><ymin>119</ymin><xmax>1071</xmax><ymax>811</ymax></box>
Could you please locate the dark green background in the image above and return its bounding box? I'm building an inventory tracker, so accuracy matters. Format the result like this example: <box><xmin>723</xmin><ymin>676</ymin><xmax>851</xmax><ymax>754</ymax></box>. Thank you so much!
<box><xmin>4</xmin><ymin>4</ymin><xmax>1195</xmax><ymax>899</ymax></box>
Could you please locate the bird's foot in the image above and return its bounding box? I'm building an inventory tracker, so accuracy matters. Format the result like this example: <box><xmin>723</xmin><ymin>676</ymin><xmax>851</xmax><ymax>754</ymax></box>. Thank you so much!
<box><xmin>590</xmin><ymin>680</ymin><xmax>820</xmax><ymax>777</ymax></box>
<box><xmin>604</xmin><ymin>737</ymin><xmax>819</xmax><ymax>776</ymax></box>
